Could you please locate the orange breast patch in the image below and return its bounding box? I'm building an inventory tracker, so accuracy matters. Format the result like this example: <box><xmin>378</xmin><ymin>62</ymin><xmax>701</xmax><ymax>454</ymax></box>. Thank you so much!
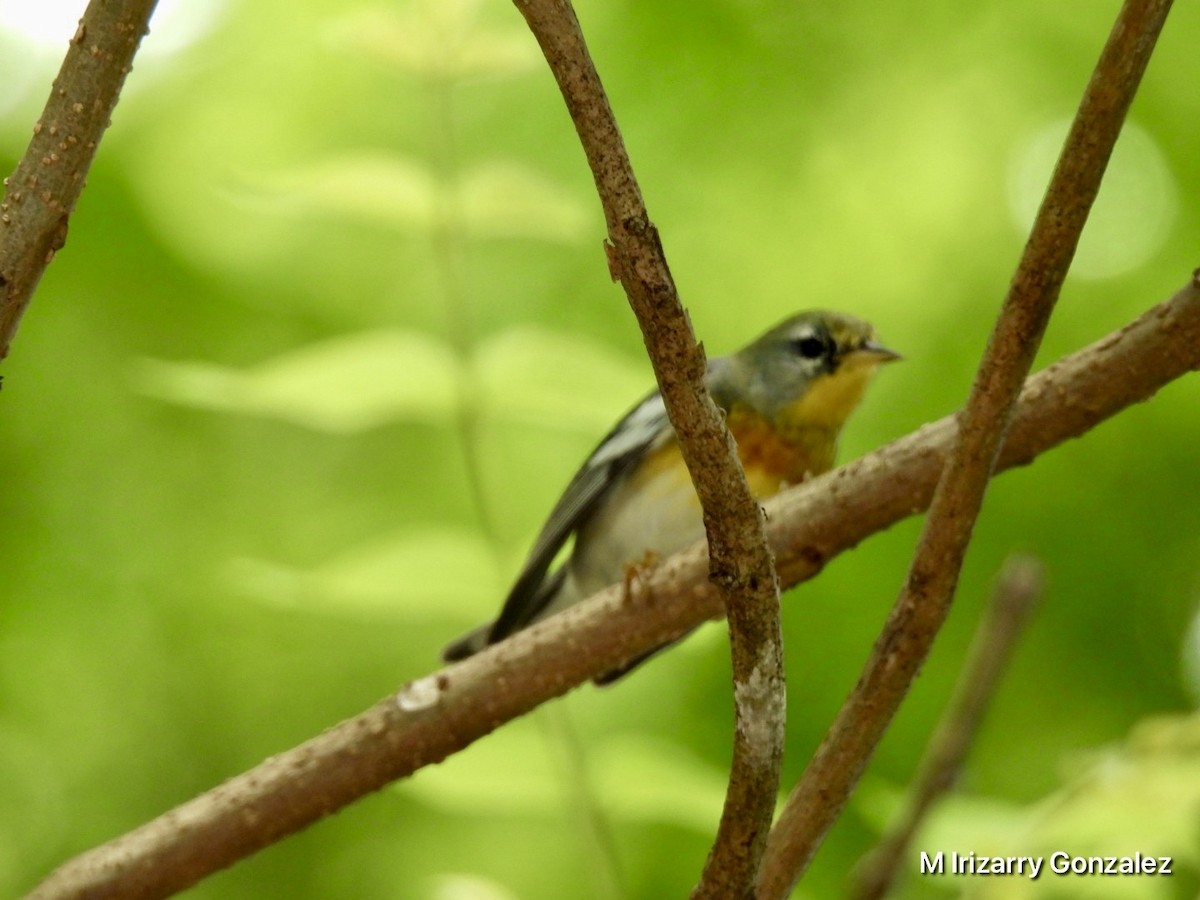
<box><xmin>629</xmin><ymin>407</ymin><xmax>834</xmax><ymax>502</ymax></box>
<box><xmin>727</xmin><ymin>406</ymin><xmax>834</xmax><ymax>495</ymax></box>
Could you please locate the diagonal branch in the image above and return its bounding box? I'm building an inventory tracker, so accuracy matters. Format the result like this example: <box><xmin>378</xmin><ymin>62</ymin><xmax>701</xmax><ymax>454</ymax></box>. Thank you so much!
<box><xmin>851</xmin><ymin>555</ymin><xmax>1043</xmax><ymax>900</ymax></box>
<box><xmin>510</xmin><ymin>2</ymin><xmax>784</xmax><ymax>896</ymax></box>
<box><xmin>0</xmin><ymin>0</ymin><xmax>159</xmax><ymax>361</ymax></box>
<box><xmin>756</xmin><ymin>0</ymin><xmax>1174</xmax><ymax>895</ymax></box>
<box><xmin>28</xmin><ymin>274</ymin><xmax>1200</xmax><ymax>900</ymax></box>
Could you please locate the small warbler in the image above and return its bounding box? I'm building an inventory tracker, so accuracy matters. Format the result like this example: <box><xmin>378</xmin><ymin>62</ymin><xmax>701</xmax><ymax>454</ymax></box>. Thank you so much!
<box><xmin>443</xmin><ymin>310</ymin><xmax>899</xmax><ymax>680</ymax></box>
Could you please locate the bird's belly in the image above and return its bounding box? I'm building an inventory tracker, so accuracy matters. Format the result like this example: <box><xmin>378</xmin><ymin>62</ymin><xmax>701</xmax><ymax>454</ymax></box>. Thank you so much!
<box><xmin>567</xmin><ymin>451</ymin><xmax>704</xmax><ymax>602</ymax></box>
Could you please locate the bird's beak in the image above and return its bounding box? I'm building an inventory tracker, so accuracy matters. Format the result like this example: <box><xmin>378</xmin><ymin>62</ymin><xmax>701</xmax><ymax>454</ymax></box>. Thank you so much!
<box><xmin>856</xmin><ymin>340</ymin><xmax>903</xmax><ymax>363</ymax></box>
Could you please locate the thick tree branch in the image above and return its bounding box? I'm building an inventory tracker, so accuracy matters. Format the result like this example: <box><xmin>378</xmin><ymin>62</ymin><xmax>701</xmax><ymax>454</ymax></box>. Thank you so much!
<box><xmin>28</xmin><ymin>276</ymin><xmax>1200</xmax><ymax>900</ymax></box>
<box><xmin>851</xmin><ymin>555</ymin><xmax>1043</xmax><ymax>900</ymax></box>
<box><xmin>0</xmin><ymin>0</ymin><xmax>158</xmax><ymax>361</ymax></box>
<box><xmin>757</xmin><ymin>1</ymin><xmax>1173</xmax><ymax>895</ymax></box>
<box><xmin>510</xmin><ymin>2</ymin><xmax>784</xmax><ymax>896</ymax></box>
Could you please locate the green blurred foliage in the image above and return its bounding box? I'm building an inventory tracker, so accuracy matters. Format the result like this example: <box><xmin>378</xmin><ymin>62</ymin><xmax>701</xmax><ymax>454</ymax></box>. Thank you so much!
<box><xmin>2</xmin><ymin>0</ymin><xmax>1198</xmax><ymax>897</ymax></box>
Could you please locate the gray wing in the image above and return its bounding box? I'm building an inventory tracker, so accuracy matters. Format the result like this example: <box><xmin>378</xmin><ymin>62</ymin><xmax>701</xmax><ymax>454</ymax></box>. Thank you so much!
<box><xmin>488</xmin><ymin>389</ymin><xmax>672</xmax><ymax>641</ymax></box>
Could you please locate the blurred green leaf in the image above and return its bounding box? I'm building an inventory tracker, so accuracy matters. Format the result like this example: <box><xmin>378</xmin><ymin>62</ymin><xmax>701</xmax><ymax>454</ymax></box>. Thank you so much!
<box><xmin>402</xmin><ymin>724</ymin><xmax>565</xmax><ymax>816</ymax></box>
<box><xmin>910</xmin><ymin>713</ymin><xmax>1200</xmax><ymax>898</ymax></box>
<box><xmin>589</xmin><ymin>735</ymin><xmax>731</xmax><ymax>833</ymax></box>
<box><xmin>256</xmin><ymin>154</ymin><xmax>588</xmax><ymax>242</ymax></box>
<box><xmin>427</xmin><ymin>874</ymin><xmax>520</xmax><ymax>900</ymax></box>
<box><xmin>331</xmin><ymin>0</ymin><xmax>540</xmax><ymax>79</ymax></box>
<box><xmin>475</xmin><ymin>326</ymin><xmax>646</xmax><ymax>432</ymax></box>
<box><xmin>132</xmin><ymin>329</ymin><xmax>460</xmax><ymax>432</ymax></box>
<box><xmin>259</xmin><ymin>154</ymin><xmax>440</xmax><ymax>229</ymax></box>
<box><xmin>457</xmin><ymin>162</ymin><xmax>590</xmax><ymax>243</ymax></box>
<box><xmin>134</xmin><ymin>325</ymin><xmax>645</xmax><ymax>436</ymax></box>
<box><xmin>225</xmin><ymin>527</ymin><xmax>502</xmax><ymax>619</ymax></box>
<box><xmin>402</xmin><ymin>728</ymin><xmax>727</xmax><ymax>833</ymax></box>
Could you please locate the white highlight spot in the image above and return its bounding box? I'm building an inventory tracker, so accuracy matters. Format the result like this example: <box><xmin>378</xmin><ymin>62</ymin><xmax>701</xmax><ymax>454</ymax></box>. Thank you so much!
<box><xmin>397</xmin><ymin>675</ymin><xmax>443</xmax><ymax>712</ymax></box>
<box><xmin>0</xmin><ymin>0</ymin><xmax>226</xmax><ymax>115</ymax></box>
<box><xmin>0</xmin><ymin>0</ymin><xmax>224</xmax><ymax>56</ymax></box>
<box><xmin>1007</xmin><ymin>119</ymin><xmax>1177</xmax><ymax>280</ymax></box>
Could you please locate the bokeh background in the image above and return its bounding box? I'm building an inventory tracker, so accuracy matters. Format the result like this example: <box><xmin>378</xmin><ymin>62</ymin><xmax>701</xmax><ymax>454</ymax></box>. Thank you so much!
<box><xmin>3</xmin><ymin>1</ymin><xmax>1199</xmax><ymax>897</ymax></box>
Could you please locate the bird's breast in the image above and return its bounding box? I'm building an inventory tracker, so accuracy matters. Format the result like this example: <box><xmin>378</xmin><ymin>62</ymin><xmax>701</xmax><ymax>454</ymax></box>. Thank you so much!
<box><xmin>566</xmin><ymin>412</ymin><xmax>835</xmax><ymax>601</ymax></box>
<box><xmin>727</xmin><ymin>407</ymin><xmax>835</xmax><ymax>490</ymax></box>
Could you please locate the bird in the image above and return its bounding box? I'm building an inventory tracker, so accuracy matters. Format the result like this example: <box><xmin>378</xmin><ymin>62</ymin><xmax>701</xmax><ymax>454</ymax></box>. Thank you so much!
<box><xmin>443</xmin><ymin>310</ymin><xmax>899</xmax><ymax>681</ymax></box>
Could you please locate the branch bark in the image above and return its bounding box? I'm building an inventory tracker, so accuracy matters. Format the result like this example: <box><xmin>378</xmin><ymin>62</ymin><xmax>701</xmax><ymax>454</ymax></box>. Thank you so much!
<box><xmin>510</xmin><ymin>2</ymin><xmax>784</xmax><ymax>896</ymax></box>
<box><xmin>0</xmin><ymin>0</ymin><xmax>159</xmax><ymax>361</ymax></box>
<box><xmin>28</xmin><ymin>274</ymin><xmax>1200</xmax><ymax>900</ymax></box>
<box><xmin>756</xmin><ymin>1</ymin><xmax>1173</xmax><ymax>895</ymax></box>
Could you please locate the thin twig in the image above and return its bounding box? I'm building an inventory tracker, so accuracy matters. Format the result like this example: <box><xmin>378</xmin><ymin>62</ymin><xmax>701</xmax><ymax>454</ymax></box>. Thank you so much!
<box><xmin>27</xmin><ymin>275</ymin><xmax>1200</xmax><ymax>900</ymax></box>
<box><xmin>0</xmin><ymin>0</ymin><xmax>159</xmax><ymax>361</ymax></box>
<box><xmin>510</xmin><ymin>2</ymin><xmax>784</xmax><ymax>896</ymax></box>
<box><xmin>756</xmin><ymin>2</ymin><xmax>1174</xmax><ymax>896</ymax></box>
<box><xmin>851</xmin><ymin>555</ymin><xmax>1044</xmax><ymax>900</ymax></box>
<box><xmin>540</xmin><ymin>708</ymin><xmax>626</xmax><ymax>900</ymax></box>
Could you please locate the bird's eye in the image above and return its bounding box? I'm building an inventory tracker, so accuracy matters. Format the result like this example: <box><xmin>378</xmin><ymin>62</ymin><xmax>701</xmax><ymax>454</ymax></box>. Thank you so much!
<box><xmin>791</xmin><ymin>335</ymin><xmax>827</xmax><ymax>360</ymax></box>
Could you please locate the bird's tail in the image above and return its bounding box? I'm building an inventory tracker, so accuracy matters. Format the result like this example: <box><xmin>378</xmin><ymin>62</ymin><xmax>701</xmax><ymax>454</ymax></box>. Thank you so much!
<box><xmin>441</xmin><ymin>621</ymin><xmax>495</xmax><ymax>662</ymax></box>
